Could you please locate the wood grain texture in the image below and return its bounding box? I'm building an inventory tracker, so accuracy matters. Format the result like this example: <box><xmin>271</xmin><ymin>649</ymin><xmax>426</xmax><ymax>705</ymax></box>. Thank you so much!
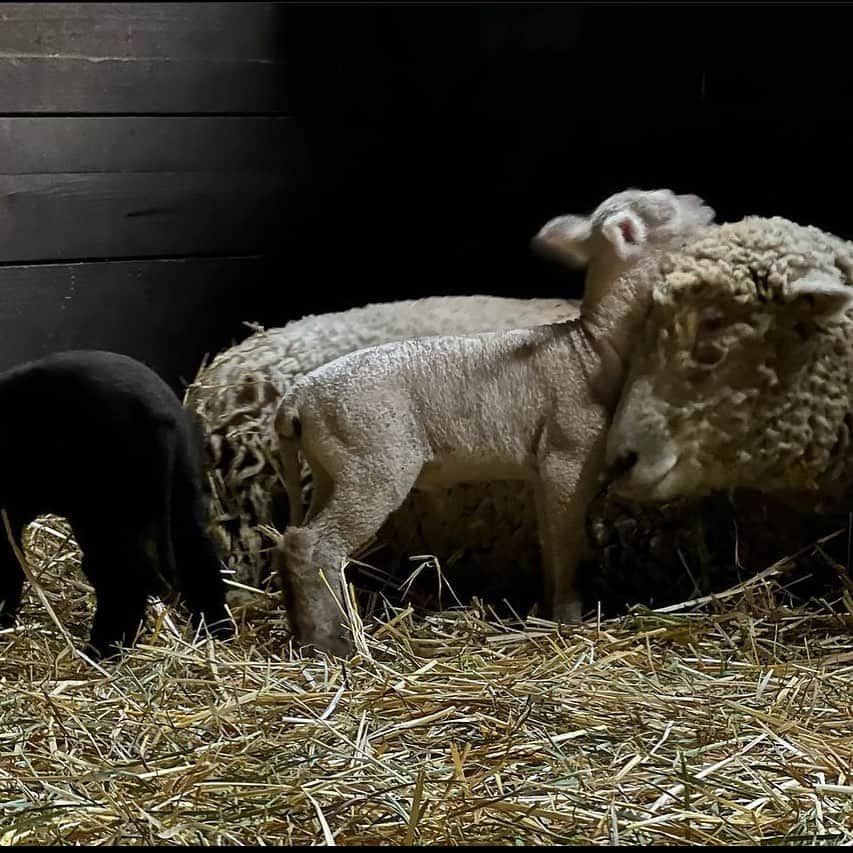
<box><xmin>0</xmin><ymin>256</ymin><xmax>275</xmax><ymax>391</ymax></box>
<box><xmin>0</xmin><ymin>171</ymin><xmax>293</xmax><ymax>263</ymax></box>
<box><xmin>0</xmin><ymin>3</ymin><xmax>284</xmax><ymax>60</ymax></box>
<box><xmin>0</xmin><ymin>1</ymin><xmax>287</xmax><ymax>113</ymax></box>
<box><xmin>0</xmin><ymin>56</ymin><xmax>287</xmax><ymax>114</ymax></box>
<box><xmin>0</xmin><ymin>117</ymin><xmax>302</xmax><ymax>174</ymax></box>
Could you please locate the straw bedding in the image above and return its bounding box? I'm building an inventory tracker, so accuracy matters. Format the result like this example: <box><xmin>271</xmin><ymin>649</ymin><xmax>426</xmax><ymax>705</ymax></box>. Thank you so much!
<box><xmin>1</xmin><ymin>515</ymin><xmax>853</xmax><ymax>846</ymax></box>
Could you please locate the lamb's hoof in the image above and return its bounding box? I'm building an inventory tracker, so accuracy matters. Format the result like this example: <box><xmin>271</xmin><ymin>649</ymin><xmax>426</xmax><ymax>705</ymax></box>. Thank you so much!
<box><xmin>553</xmin><ymin>599</ymin><xmax>583</xmax><ymax>625</ymax></box>
<box><xmin>300</xmin><ymin>632</ymin><xmax>353</xmax><ymax>660</ymax></box>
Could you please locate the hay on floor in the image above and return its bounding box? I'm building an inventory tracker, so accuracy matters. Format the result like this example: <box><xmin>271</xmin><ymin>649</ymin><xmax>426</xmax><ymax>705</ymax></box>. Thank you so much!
<box><xmin>0</xmin><ymin>516</ymin><xmax>852</xmax><ymax>845</ymax></box>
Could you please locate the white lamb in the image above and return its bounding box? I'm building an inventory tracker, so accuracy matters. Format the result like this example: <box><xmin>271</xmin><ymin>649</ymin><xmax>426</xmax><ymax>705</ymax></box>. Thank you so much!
<box><xmin>275</xmin><ymin>188</ymin><xmax>716</xmax><ymax>656</ymax></box>
<box><xmin>184</xmin><ymin>295</ymin><xmax>582</xmax><ymax>602</ymax></box>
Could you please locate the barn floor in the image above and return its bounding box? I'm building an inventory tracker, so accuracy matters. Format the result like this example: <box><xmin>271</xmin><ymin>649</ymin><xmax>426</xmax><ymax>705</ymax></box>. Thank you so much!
<box><xmin>1</xmin><ymin>518</ymin><xmax>852</xmax><ymax>845</ymax></box>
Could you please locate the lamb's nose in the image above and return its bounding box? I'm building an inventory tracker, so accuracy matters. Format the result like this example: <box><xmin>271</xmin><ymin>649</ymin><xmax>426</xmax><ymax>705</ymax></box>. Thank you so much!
<box><xmin>608</xmin><ymin>450</ymin><xmax>638</xmax><ymax>480</ymax></box>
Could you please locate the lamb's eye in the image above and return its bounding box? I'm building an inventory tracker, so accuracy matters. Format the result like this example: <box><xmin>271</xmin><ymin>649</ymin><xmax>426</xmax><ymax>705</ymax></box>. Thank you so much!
<box><xmin>693</xmin><ymin>340</ymin><xmax>725</xmax><ymax>366</ymax></box>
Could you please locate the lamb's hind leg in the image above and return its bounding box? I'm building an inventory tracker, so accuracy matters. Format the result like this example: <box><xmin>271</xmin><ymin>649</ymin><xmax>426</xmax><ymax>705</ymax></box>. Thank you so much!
<box><xmin>167</xmin><ymin>432</ymin><xmax>232</xmax><ymax>640</ymax></box>
<box><xmin>276</xmin><ymin>460</ymin><xmax>424</xmax><ymax>657</ymax></box>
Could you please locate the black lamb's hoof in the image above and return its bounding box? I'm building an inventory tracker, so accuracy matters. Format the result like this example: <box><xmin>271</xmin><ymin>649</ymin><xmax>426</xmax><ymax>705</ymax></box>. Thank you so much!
<box><xmin>299</xmin><ymin>631</ymin><xmax>353</xmax><ymax>661</ymax></box>
<box><xmin>191</xmin><ymin>612</ymin><xmax>235</xmax><ymax>642</ymax></box>
<box><xmin>206</xmin><ymin>616</ymin><xmax>236</xmax><ymax>641</ymax></box>
<box><xmin>83</xmin><ymin>639</ymin><xmax>125</xmax><ymax>663</ymax></box>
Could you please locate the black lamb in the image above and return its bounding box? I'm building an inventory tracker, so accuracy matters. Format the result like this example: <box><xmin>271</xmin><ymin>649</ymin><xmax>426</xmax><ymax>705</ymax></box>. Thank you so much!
<box><xmin>0</xmin><ymin>350</ymin><xmax>233</xmax><ymax>659</ymax></box>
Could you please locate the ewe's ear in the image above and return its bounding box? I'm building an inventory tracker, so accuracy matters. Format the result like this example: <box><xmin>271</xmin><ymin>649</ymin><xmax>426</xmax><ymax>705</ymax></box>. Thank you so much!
<box><xmin>531</xmin><ymin>214</ymin><xmax>593</xmax><ymax>267</ymax></box>
<box><xmin>600</xmin><ymin>210</ymin><xmax>648</xmax><ymax>261</ymax></box>
<box><xmin>785</xmin><ymin>271</ymin><xmax>853</xmax><ymax>321</ymax></box>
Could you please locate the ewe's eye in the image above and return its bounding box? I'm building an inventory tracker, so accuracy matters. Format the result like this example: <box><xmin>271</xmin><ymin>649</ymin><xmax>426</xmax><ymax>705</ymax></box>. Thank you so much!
<box><xmin>792</xmin><ymin>320</ymin><xmax>812</xmax><ymax>341</ymax></box>
<box><xmin>693</xmin><ymin>340</ymin><xmax>725</xmax><ymax>367</ymax></box>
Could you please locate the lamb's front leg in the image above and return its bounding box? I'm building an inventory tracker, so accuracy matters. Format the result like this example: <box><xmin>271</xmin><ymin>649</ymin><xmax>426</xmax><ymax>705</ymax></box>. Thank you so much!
<box><xmin>536</xmin><ymin>448</ymin><xmax>603</xmax><ymax>624</ymax></box>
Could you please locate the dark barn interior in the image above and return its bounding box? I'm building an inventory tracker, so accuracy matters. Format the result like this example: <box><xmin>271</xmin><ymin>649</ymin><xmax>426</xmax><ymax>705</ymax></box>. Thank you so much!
<box><xmin>5</xmin><ymin>6</ymin><xmax>853</xmax><ymax>840</ymax></box>
<box><xmin>2</xmin><ymin>3</ymin><xmax>852</xmax><ymax>394</ymax></box>
<box><xmin>2</xmin><ymin>0</ymin><xmax>853</xmax><ymax>610</ymax></box>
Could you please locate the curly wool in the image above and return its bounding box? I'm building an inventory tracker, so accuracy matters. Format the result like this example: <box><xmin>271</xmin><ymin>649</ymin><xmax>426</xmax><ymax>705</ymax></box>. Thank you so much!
<box><xmin>656</xmin><ymin>216</ymin><xmax>853</xmax><ymax>301</ymax></box>
<box><xmin>609</xmin><ymin>215</ymin><xmax>853</xmax><ymax>503</ymax></box>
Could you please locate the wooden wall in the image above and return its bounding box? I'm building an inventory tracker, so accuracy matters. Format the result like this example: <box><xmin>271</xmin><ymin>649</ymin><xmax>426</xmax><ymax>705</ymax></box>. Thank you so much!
<box><xmin>0</xmin><ymin>2</ymin><xmax>295</xmax><ymax>390</ymax></box>
<box><xmin>4</xmin><ymin>4</ymin><xmax>853</xmax><ymax>392</ymax></box>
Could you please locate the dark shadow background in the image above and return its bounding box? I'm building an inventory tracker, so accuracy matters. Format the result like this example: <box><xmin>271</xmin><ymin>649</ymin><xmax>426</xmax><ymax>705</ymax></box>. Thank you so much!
<box><xmin>269</xmin><ymin>3</ymin><xmax>853</xmax><ymax>329</ymax></box>
<box><xmin>1</xmin><ymin>3</ymin><xmax>850</xmax><ymax>392</ymax></box>
<box><xmin>267</xmin><ymin>4</ymin><xmax>853</xmax><ymax>617</ymax></box>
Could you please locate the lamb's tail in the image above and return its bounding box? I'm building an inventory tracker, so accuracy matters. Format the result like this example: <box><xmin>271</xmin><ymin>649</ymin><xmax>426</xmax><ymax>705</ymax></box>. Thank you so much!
<box><xmin>274</xmin><ymin>399</ymin><xmax>306</xmax><ymax>527</ymax></box>
<box><xmin>275</xmin><ymin>398</ymin><xmax>301</xmax><ymax>441</ymax></box>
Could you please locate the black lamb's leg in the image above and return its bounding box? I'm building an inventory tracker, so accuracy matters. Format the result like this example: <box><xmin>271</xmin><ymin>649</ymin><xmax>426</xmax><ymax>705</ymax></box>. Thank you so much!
<box><xmin>170</xmin><ymin>433</ymin><xmax>233</xmax><ymax>641</ymax></box>
<box><xmin>0</xmin><ymin>509</ymin><xmax>28</xmax><ymax>628</ymax></box>
<box><xmin>75</xmin><ymin>526</ymin><xmax>153</xmax><ymax>661</ymax></box>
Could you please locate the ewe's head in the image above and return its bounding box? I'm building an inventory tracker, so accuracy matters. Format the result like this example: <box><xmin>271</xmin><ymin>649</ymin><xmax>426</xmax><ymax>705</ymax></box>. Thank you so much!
<box><xmin>606</xmin><ymin>216</ymin><xmax>853</xmax><ymax>503</ymax></box>
<box><xmin>532</xmin><ymin>188</ymin><xmax>715</xmax><ymax>270</ymax></box>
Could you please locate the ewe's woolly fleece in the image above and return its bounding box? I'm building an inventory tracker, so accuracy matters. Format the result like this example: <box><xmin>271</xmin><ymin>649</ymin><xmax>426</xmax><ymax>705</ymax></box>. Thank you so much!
<box><xmin>632</xmin><ymin>215</ymin><xmax>853</xmax><ymax>500</ymax></box>
<box><xmin>656</xmin><ymin>216</ymin><xmax>853</xmax><ymax>302</ymax></box>
<box><xmin>185</xmin><ymin>296</ymin><xmax>579</xmax><ymax>598</ymax></box>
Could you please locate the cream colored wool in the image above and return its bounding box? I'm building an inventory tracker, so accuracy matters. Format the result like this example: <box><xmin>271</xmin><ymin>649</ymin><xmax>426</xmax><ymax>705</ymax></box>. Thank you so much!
<box><xmin>607</xmin><ymin>215</ymin><xmax>853</xmax><ymax>507</ymax></box>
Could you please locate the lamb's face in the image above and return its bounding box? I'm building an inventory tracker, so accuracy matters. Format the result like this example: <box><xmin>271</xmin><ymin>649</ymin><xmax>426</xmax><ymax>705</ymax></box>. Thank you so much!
<box><xmin>606</xmin><ymin>266</ymin><xmax>853</xmax><ymax>503</ymax></box>
<box><xmin>532</xmin><ymin>188</ymin><xmax>715</xmax><ymax>268</ymax></box>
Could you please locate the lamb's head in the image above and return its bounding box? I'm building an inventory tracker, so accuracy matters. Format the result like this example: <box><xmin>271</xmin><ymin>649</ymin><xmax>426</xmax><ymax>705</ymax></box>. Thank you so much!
<box><xmin>606</xmin><ymin>216</ymin><xmax>853</xmax><ymax>504</ymax></box>
<box><xmin>532</xmin><ymin>188</ymin><xmax>716</xmax><ymax>271</ymax></box>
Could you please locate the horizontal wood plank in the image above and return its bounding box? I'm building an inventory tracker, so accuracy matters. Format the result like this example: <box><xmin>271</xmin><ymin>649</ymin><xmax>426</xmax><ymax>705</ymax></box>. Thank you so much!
<box><xmin>0</xmin><ymin>172</ymin><xmax>294</xmax><ymax>262</ymax></box>
<box><xmin>0</xmin><ymin>3</ymin><xmax>284</xmax><ymax>61</ymax></box>
<box><xmin>0</xmin><ymin>56</ymin><xmax>287</xmax><ymax>114</ymax></box>
<box><xmin>0</xmin><ymin>117</ymin><xmax>302</xmax><ymax>174</ymax></box>
<box><xmin>0</xmin><ymin>256</ymin><xmax>275</xmax><ymax>392</ymax></box>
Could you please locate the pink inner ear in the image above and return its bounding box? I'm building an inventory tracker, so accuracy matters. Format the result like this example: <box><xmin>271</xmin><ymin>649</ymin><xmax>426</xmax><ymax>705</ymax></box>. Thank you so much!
<box><xmin>619</xmin><ymin>218</ymin><xmax>637</xmax><ymax>244</ymax></box>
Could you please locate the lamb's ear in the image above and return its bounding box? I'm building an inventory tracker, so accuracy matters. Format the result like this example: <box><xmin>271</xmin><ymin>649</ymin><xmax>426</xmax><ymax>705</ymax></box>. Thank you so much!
<box><xmin>600</xmin><ymin>210</ymin><xmax>648</xmax><ymax>261</ymax></box>
<box><xmin>674</xmin><ymin>193</ymin><xmax>716</xmax><ymax>229</ymax></box>
<box><xmin>785</xmin><ymin>271</ymin><xmax>853</xmax><ymax>320</ymax></box>
<box><xmin>531</xmin><ymin>214</ymin><xmax>593</xmax><ymax>267</ymax></box>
